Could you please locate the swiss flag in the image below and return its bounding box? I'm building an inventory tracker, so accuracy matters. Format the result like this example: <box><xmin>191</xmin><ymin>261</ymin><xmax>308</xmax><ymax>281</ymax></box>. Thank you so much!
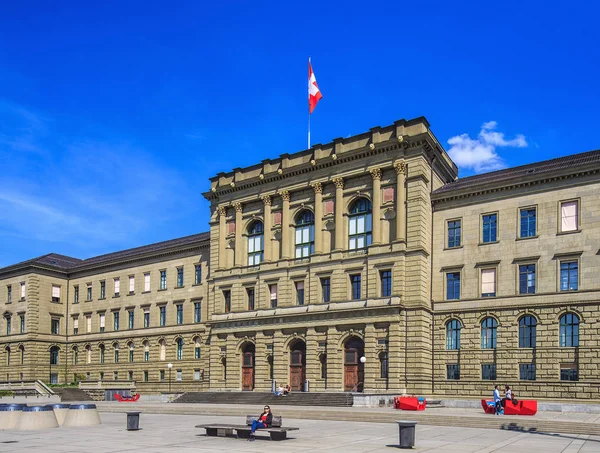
<box><xmin>308</xmin><ymin>60</ymin><xmax>322</xmax><ymax>114</ymax></box>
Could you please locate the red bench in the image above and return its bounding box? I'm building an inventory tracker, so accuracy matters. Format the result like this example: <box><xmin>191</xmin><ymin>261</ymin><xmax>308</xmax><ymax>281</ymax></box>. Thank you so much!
<box><xmin>394</xmin><ymin>396</ymin><xmax>426</xmax><ymax>411</ymax></box>
<box><xmin>481</xmin><ymin>399</ymin><xmax>537</xmax><ymax>416</ymax></box>
<box><xmin>115</xmin><ymin>394</ymin><xmax>140</xmax><ymax>403</ymax></box>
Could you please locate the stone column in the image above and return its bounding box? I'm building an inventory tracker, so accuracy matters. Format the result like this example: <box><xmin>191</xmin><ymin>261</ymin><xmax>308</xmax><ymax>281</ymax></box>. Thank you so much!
<box><xmin>370</xmin><ymin>168</ymin><xmax>382</xmax><ymax>244</ymax></box>
<box><xmin>312</xmin><ymin>182</ymin><xmax>323</xmax><ymax>254</ymax></box>
<box><xmin>280</xmin><ymin>190</ymin><xmax>291</xmax><ymax>259</ymax></box>
<box><xmin>333</xmin><ymin>177</ymin><xmax>344</xmax><ymax>251</ymax></box>
<box><xmin>394</xmin><ymin>161</ymin><xmax>406</xmax><ymax>243</ymax></box>
<box><xmin>262</xmin><ymin>195</ymin><xmax>272</xmax><ymax>262</ymax></box>
<box><xmin>234</xmin><ymin>202</ymin><xmax>243</xmax><ymax>266</ymax></box>
<box><xmin>218</xmin><ymin>206</ymin><xmax>227</xmax><ymax>269</ymax></box>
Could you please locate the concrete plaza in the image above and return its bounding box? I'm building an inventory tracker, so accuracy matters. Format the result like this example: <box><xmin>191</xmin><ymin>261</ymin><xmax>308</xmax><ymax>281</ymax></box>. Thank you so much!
<box><xmin>0</xmin><ymin>412</ymin><xmax>598</xmax><ymax>453</ymax></box>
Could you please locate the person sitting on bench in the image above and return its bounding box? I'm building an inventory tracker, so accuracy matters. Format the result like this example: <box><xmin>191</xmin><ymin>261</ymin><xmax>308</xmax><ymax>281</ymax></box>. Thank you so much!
<box><xmin>501</xmin><ymin>385</ymin><xmax>513</xmax><ymax>408</ymax></box>
<box><xmin>249</xmin><ymin>406</ymin><xmax>273</xmax><ymax>441</ymax></box>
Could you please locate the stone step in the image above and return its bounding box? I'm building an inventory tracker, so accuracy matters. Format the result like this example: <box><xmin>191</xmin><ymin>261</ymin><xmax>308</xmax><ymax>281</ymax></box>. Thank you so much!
<box><xmin>174</xmin><ymin>392</ymin><xmax>354</xmax><ymax>407</ymax></box>
<box><xmin>53</xmin><ymin>387</ymin><xmax>94</xmax><ymax>402</ymax></box>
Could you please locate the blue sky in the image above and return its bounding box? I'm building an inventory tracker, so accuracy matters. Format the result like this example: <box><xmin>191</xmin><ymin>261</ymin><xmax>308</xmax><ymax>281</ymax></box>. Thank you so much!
<box><xmin>1</xmin><ymin>1</ymin><xmax>599</xmax><ymax>267</ymax></box>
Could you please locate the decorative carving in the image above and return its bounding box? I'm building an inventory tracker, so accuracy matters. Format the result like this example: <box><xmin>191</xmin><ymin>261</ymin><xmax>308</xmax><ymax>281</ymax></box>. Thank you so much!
<box><xmin>311</xmin><ymin>182</ymin><xmax>323</xmax><ymax>194</ymax></box>
<box><xmin>217</xmin><ymin>206</ymin><xmax>227</xmax><ymax>217</ymax></box>
<box><xmin>394</xmin><ymin>161</ymin><xmax>406</xmax><ymax>175</ymax></box>
<box><xmin>333</xmin><ymin>177</ymin><xmax>344</xmax><ymax>189</ymax></box>
<box><xmin>369</xmin><ymin>143</ymin><xmax>375</xmax><ymax>150</ymax></box>
<box><xmin>261</xmin><ymin>195</ymin><xmax>272</xmax><ymax>206</ymax></box>
<box><xmin>279</xmin><ymin>190</ymin><xmax>290</xmax><ymax>202</ymax></box>
<box><xmin>233</xmin><ymin>202</ymin><xmax>243</xmax><ymax>213</ymax></box>
<box><xmin>370</xmin><ymin>168</ymin><xmax>382</xmax><ymax>180</ymax></box>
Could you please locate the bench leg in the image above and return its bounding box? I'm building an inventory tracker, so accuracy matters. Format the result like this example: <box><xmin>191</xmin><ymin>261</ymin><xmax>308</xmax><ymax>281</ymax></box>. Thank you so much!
<box><xmin>237</xmin><ymin>429</ymin><xmax>251</xmax><ymax>439</ymax></box>
<box><xmin>205</xmin><ymin>428</ymin><xmax>217</xmax><ymax>437</ymax></box>
<box><xmin>217</xmin><ymin>428</ymin><xmax>234</xmax><ymax>437</ymax></box>
<box><xmin>270</xmin><ymin>431</ymin><xmax>287</xmax><ymax>441</ymax></box>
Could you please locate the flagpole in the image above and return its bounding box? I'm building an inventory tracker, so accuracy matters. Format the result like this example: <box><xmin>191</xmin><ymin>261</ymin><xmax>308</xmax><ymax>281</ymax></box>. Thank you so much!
<box><xmin>308</xmin><ymin>56</ymin><xmax>311</xmax><ymax>149</ymax></box>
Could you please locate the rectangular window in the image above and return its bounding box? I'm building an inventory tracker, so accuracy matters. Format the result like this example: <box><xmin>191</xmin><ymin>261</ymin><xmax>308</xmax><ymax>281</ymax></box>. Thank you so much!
<box><xmin>560</xmin><ymin>363</ymin><xmax>578</xmax><ymax>381</ymax></box>
<box><xmin>519</xmin><ymin>363</ymin><xmax>536</xmax><ymax>381</ymax></box>
<box><xmin>5</xmin><ymin>316</ymin><xmax>11</xmax><ymax>335</ymax></box>
<box><xmin>194</xmin><ymin>302</ymin><xmax>201</xmax><ymax>323</ymax></box>
<box><xmin>113</xmin><ymin>371</ymin><xmax>118</xmax><ymax>380</ymax></box>
<box><xmin>144</xmin><ymin>371</ymin><xmax>149</xmax><ymax>382</ymax></box>
<box><xmin>144</xmin><ymin>309</ymin><xmax>150</xmax><ymax>328</ymax></box>
<box><xmin>194</xmin><ymin>369</ymin><xmax>201</xmax><ymax>381</ymax></box>
<box><xmin>247</xmin><ymin>288</ymin><xmax>255</xmax><ymax>311</ymax></box>
<box><xmin>20</xmin><ymin>315</ymin><xmax>25</xmax><ymax>333</ymax></box>
<box><xmin>73</xmin><ymin>286</ymin><xmax>79</xmax><ymax>304</ymax></box>
<box><xmin>481</xmin><ymin>268</ymin><xmax>496</xmax><ymax>297</ymax></box>
<box><xmin>86</xmin><ymin>315</ymin><xmax>91</xmax><ymax>333</ymax></box>
<box><xmin>51</xmin><ymin>285</ymin><xmax>61</xmax><ymax>303</ymax></box>
<box><xmin>269</xmin><ymin>285</ymin><xmax>278</xmax><ymax>308</ymax></box>
<box><xmin>176</xmin><ymin>370</ymin><xmax>182</xmax><ymax>381</ymax></box>
<box><xmin>144</xmin><ymin>273</ymin><xmax>150</xmax><ymax>292</ymax></box>
<box><xmin>482</xmin><ymin>213</ymin><xmax>498</xmax><ymax>243</ymax></box>
<box><xmin>177</xmin><ymin>267</ymin><xmax>184</xmax><ymax>287</ymax></box>
<box><xmin>176</xmin><ymin>305</ymin><xmax>183</xmax><ymax>325</ymax></box>
<box><xmin>7</xmin><ymin>286</ymin><xmax>11</xmax><ymax>303</ymax></box>
<box><xmin>114</xmin><ymin>312</ymin><xmax>120</xmax><ymax>331</ymax></box>
<box><xmin>99</xmin><ymin>314</ymin><xmax>105</xmax><ymax>332</ymax></box>
<box><xmin>144</xmin><ymin>350</ymin><xmax>149</xmax><ymax>361</ymax></box>
<box><xmin>380</xmin><ymin>270</ymin><xmax>392</xmax><ymax>297</ymax></box>
<box><xmin>224</xmin><ymin>290</ymin><xmax>231</xmax><ymax>313</ymax></box>
<box><xmin>51</xmin><ymin>318</ymin><xmax>60</xmax><ymax>335</ymax></box>
<box><xmin>128</xmin><ymin>311</ymin><xmax>134</xmax><ymax>329</ymax></box>
<box><xmin>446</xmin><ymin>272</ymin><xmax>461</xmax><ymax>300</ymax></box>
<box><xmin>560</xmin><ymin>261</ymin><xmax>579</xmax><ymax>291</ymax></box>
<box><xmin>321</xmin><ymin>278</ymin><xmax>331</xmax><ymax>303</ymax></box>
<box><xmin>195</xmin><ymin>265</ymin><xmax>202</xmax><ymax>285</ymax></box>
<box><xmin>447</xmin><ymin>219</ymin><xmax>461</xmax><ymax>248</ymax></box>
<box><xmin>160</xmin><ymin>270</ymin><xmax>167</xmax><ymax>290</ymax></box>
<box><xmin>560</xmin><ymin>200</ymin><xmax>578</xmax><ymax>232</ymax></box>
<box><xmin>86</xmin><ymin>284</ymin><xmax>92</xmax><ymax>301</ymax></box>
<box><xmin>519</xmin><ymin>264</ymin><xmax>536</xmax><ymax>294</ymax></box>
<box><xmin>114</xmin><ymin>278</ymin><xmax>120</xmax><ymax>296</ymax></box>
<box><xmin>160</xmin><ymin>370</ymin><xmax>165</xmax><ymax>382</ymax></box>
<box><xmin>350</xmin><ymin>274</ymin><xmax>361</xmax><ymax>300</ymax></box>
<box><xmin>128</xmin><ymin>276</ymin><xmax>135</xmax><ymax>294</ymax></box>
<box><xmin>73</xmin><ymin>318</ymin><xmax>78</xmax><ymax>335</ymax></box>
<box><xmin>100</xmin><ymin>281</ymin><xmax>106</xmax><ymax>299</ymax></box>
<box><xmin>446</xmin><ymin>364</ymin><xmax>460</xmax><ymax>380</ymax></box>
<box><xmin>481</xmin><ymin>364</ymin><xmax>497</xmax><ymax>380</ymax></box>
<box><xmin>159</xmin><ymin>306</ymin><xmax>166</xmax><ymax>326</ymax></box>
<box><xmin>296</xmin><ymin>281</ymin><xmax>305</xmax><ymax>306</ymax></box>
<box><xmin>20</xmin><ymin>282</ymin><xmax>25</xmax><ymax>299</ymax></box>
<box><xmin>520</xmin><ymin>208</ymin><xmax>536</xmax><ymax>238</ymax></box>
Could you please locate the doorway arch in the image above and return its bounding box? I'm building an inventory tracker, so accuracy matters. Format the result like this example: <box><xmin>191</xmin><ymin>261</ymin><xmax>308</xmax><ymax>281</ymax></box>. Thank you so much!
<box><xmin>344</xmin><ymin>336</ymin><xmax>364</xmax><ymax>392</ymax></box>
<box><xmin>289</xmin><ymin>340</ymin><xmax>306</xmax><ymax>391</ymax></box>
<box><xmin>241</xmin><ymin>342</ymin><xmax>255</xmax><ymax>391</ymax></box>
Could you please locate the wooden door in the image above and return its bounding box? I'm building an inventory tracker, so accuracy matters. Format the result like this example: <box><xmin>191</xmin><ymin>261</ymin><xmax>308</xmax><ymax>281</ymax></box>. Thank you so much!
<box><xmin>290</xmin><ymin>350</ymin><xmax>305</xmax><ymax>391</ymax></box>
<box><xmin>344</xmin><ymin>348</ymin><xmax>359</xmax><ymax>391</ymax></box>
<box><xmin>242</xmin><ymin>352</ymin><xmax>254</xmax><ymax>391</ymax></box>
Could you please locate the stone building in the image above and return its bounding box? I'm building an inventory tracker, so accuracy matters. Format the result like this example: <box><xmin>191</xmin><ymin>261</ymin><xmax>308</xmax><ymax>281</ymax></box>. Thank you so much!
<box><xmin>0</xmin><ymin>116</ymin><xmax>598</xmax><ymax>399</ymax></box>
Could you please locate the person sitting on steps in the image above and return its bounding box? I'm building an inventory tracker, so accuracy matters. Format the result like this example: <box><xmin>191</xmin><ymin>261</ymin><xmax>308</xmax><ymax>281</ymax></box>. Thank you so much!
<box><xmin>283</xmin><ymin>384</ymin><xmax>291</xmax><ymax>396</ymax></box>
<box><xmin>274</xmin><ymin>385</ymin><xmax>284</xmax><ymax>396</ymax></box>
<box><xmin>249</xmin><ymin>405</ymin><xmax>273</xmax><ymax>441</ymax></box>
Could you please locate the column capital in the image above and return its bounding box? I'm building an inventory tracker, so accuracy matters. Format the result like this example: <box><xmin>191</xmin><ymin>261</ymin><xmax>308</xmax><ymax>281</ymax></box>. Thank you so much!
<box><xmin>261</xmin><ymin>195</ymin><xmax>272</xmax><ymax>206</ymax></box>
<box><xmin>217</xmin><ymin>206</ymin><xmax>227</xmax><ymax>217</ymax></box>
<box><xmin>279</xmin><ymin>190</ymin><xmax>290</xmax><ymax>202</ymax></box>
<box><xmin>394</xmin><ymin>161</ymin><xmax>406</xmax><ymax>175</ymax></box>
<box><xmin>369</xmin><ymin>168</ymin><xmax>382</xmax><ymax>180</ymax></box>
<box><xmin>233</xmin><ymin>202</ymin><xmax>243</xmax><ymax>213</ymax></box>
<box><xmin>311</xmin><ymin>182</ymin><xmax>323</xmax><ymax>194</ymax></box>
<box><xmin>332</xmin><ymin>177</ymin><xmax>344</xmax><ymax>189</ymax></box>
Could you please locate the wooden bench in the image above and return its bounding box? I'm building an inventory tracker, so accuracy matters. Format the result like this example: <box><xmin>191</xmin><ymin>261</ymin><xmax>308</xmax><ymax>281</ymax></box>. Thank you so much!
<box><xmin>196</xmin><ymin>415</ymin><xmax>299</xmax><ymax>441</ymax></box>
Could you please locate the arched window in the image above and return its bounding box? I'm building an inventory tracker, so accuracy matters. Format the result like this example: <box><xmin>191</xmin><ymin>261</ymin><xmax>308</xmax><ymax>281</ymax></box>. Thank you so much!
<box><xmin>73</xmin><ymin>346</ymin><xmax>78</xmax><ymax>365</ymax></box>
<box><xmin>194</xmin><ymin>337</ymin><xmax>201</xmax><ymax>359</ymax></box>
<box><xmin>86</xmin><ymin>345</ymin><xmax>92</xmax><ymax>364</ymax></box>
<box><xmin>379</xmin><ymin>352</ymin><xmax>389</xmax><ymax>379</ymax></box>
<box><xmin>295</xmin><ymin>210</ymin><xmax>315</xmax><ymax>258</ymax></box>
<box><xmin>348</xmin><ymin>198</ymin><xmax>372</xmax><ymax>250</ymax></box>
<box><xmin>176</xmin><ymin>337</ymin><xmax>184</xmax><ymax>360</ymax></box>
<box><xmin>113</xmin><ymin>343</ymin><xmax>119</xmax><ymax>363</ymax></box>
<box><xmin>519</xmin><ymin>316</ymin><xmax>537</xmax><ymax>348</ymax></box>
<box><xmin>247</xmin><ymin>221</ymin><xmax>264</xmax><ymax>266</ymax></box>
<box><xmin>268</xmin><ymin>356</ymin><xmax>274</xmax><ymax>380</ymax></box>
<box><xmin>481</xmin><ymin>317</ymin><xmax>497</xmax><ymax>349</ymax></box>
<box><xmin>50</xmin><ymin>346</ymin><xmax>59</xmax><ymax>365</ymax></box>
<box><xmin>19</xmin><ymin>345</ymin><xmax>24</xmax><ymax>365</ymax></box>
<box><xmin>159</xmin><ymin>339</ymin><xmax>166</xmax><ymax>361</ymax></box>
<box><xmin>320</xmin><ymin>354</ymin><xmax>327</xmax><ymax>380</ymax></box>
<box><xmin>143</xmin><ymin>341</ymin><xmax>150</xmax><ymax>362</ymax></box>
<box><xmin>5</xmin><ymin>346</ymin><xmax>11</xmax><ymax>366</ymax></box>
<box><xmin>222</xmin><ymin>357</ymin><xmax>227</xmax><ymax>380</ymax></box>
<box><xmin>128</xmin><ymin>342</ymin><xmax>134</xmax><ymax>363</ymax></box>
<box><xmin>99</xmin><ymin>345</ymin><xmax>105</xmax><ymax>364</ymax></box>
<box><xmin>560</xmin><ymin>313</ymin><xmax>579</xmax><ymax>347</ymax></box>
<box><xmin>446</xmin><ymin>319</ymin><xmax>462</xmax><ymax>350</ymax></box>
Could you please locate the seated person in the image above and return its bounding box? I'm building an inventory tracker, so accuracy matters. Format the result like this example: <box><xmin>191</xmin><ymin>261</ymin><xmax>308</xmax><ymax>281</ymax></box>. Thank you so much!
<box><xmin>249</xmin><ymin>406</ymin><xmax>272</xmax><ymax>441</ymax></box>
<box><xmin>274</xmin><ymin>385</ymin><xmax>284</xmax><ymax>396</ymax></box>
<box><xmin>501</xmin><ymin>385</ymin><xmax>513</xmax><ymax>407</ymax></box>
<box><xmin>283</xmin><ymin>384</ymin><xmax>291</xmax><ymax>395</ymax></box>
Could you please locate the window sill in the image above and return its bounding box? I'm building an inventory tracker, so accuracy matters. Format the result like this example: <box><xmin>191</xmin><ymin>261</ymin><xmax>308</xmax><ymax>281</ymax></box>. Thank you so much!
<box><xmin>19</xmin><ymin>298</ymin><xmax>25</xmax><ymax>302</ymax></box>
<box><xmin>113</xmin><ymin>294</ymin><xmax>120</xmax><ymax>298</ymax></box>
<box><xmin>516</xmin><ymin>235</ymin><xmax>538</xmax><ymax>241</ymax></box>
<box><xmin>157</xmin><ymin>289</ymin><xmax>167</xmax><ymax>292</ymax></box>
<box><xmin>98</xmin><ymin>298</ymin><xmax>106</xmax><ymax>301</ymax></box>
<box><xmin>142</xmin><ymin>291</ymin><xmax>151</xmax><ymax>294</ymax></box>
<box><xmin>192</xmin><ymin>283</ymin><xmax>202</xmax><ymax>287</ymax></box>
<box><xmin>175</xmin><ymin>286</ymin><xmax>185</xmax><ymax>289</ymax></box>
<box><xmin>127</xmin><ymin>292</ymin><xmax>135</xmax><ymax>296</ymax></box>
<box><xmin>557</xmin><ymin>229</ymin><xmax>581</xmax><ymax>236</ymax></box>
<box><xmin>85</xmin><ymin>300</ymin><xmax>93</xmax><ymax>303</ymax></box>
<box><xmin>559</xmin><ymin>289</ymin><xmax>579</xmax><ymax>293</ymax></box>
<box><xmin>444</xmin><ymin>246</ymin><xmax>463</xmax><ymax>251</ymax></box>
<box><xmin>445</xmin><ymin>298</ymin><xmax>461</xmax><ymax>302</ymax></box>
<box><xmin>478</xmin><ymin>241</ymin><xmax>499</xmax><ymax>246</ymax></box>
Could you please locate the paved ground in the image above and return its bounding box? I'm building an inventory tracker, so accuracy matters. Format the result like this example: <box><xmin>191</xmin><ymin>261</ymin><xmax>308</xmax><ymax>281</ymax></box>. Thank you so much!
<box><xmin>0</xmin><ymin>413</ymin><xmax>599</xmax><ymax>453</ymax></box>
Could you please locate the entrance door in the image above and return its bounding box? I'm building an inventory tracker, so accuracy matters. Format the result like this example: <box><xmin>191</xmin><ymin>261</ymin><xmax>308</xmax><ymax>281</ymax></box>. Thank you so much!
<box><xmin>344</xmin><ymin>337</ymin><xmax>365</xmax><ymax>392</ymax></box>
<box><xmin>289</xmin><ymin>341</ymin><xmax>306</xmax><ymax>391</ymax></box>
<box><xmin>241</xmin><ymin>343</ymin><xmax>255</xmax><ymax>391</ymax></box>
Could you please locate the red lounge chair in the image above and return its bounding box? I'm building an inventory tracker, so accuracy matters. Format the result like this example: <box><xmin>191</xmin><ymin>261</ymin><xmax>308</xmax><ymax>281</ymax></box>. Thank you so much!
<box><xmin>394</xmin><ymin>396</ymin><xmax>426</xmax><ymax>411</ymax></box>
<box><xmin>115</xmin><ymin>394</ymin><xmax>140</xmax><ymax>402</ymax></box>
<box><xmin>481</xmin><ymin>399</ymin><xmax>497</xmax><ymax>414</ymax></box>
<box><xmin>481</xmin><ymin>399</ymin><xmax>537</xmax><ymax>415</ymax></box>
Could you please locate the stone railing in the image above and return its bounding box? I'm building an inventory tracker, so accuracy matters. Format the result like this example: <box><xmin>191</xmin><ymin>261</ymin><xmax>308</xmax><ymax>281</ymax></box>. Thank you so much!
<box><xmin>0</xmin><ymin>380</ymin><xmax>55</xmax><ymax>396</ymax></box>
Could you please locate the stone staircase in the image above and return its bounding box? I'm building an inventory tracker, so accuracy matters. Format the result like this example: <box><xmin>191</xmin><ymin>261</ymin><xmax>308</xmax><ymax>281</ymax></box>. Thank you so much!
<box><xmin>53</xmin><ymin>387</ymin><xmax>94</xmax><ymax>402</ymax></box>
<box><xmin>174</xmin><ymin>391</ymin><xmax>354</xmax><ymax>407</ymax></box>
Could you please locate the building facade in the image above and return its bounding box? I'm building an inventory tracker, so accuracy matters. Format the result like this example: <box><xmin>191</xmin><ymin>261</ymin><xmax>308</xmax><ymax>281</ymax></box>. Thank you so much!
<box><xmin>1</xmin><ymin>117</ymin><xmax>599</xmax><ymax>399</ymax></box>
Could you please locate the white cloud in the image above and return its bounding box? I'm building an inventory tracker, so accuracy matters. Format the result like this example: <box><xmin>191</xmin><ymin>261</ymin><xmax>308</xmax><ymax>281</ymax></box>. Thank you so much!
<box><xmin>447</xmin><ymin>121</ymin><xmax>528</xmax><ymax>174</ymax></box>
